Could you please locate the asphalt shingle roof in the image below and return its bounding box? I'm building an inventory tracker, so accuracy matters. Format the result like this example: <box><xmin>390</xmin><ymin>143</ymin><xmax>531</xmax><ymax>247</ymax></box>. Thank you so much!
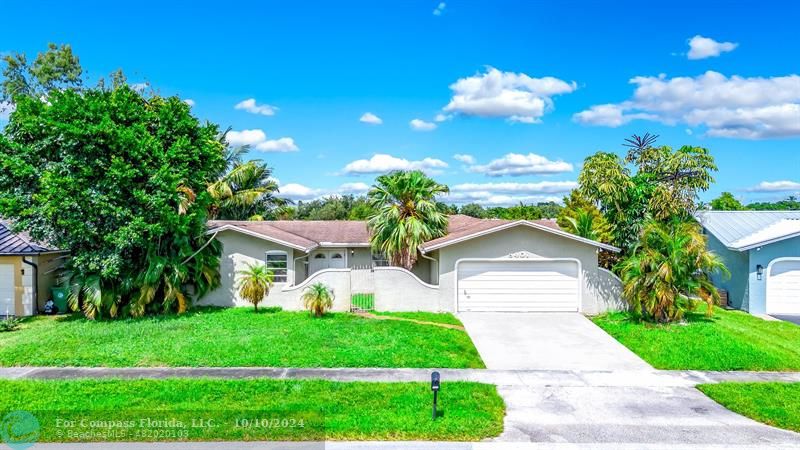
<box><xmin>0</xmin><ymin>220</ymin><xmax>58</xmax><ymax>255</ymax></box>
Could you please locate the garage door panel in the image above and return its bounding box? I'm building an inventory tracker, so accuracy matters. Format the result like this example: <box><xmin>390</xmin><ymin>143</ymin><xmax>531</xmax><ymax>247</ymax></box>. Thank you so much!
<box><xmin>767</xmin><ymin>259</ymin><xmax>800</xmax><ymax>315</ymax></box>
<box><xmin>0</xmin><ymin>264</ymin><xmax>15</xmax><ymax>316</ymax></box>
<box><xmin>457</xmin><ymin>259</ymin><xmax>580</xmax><ymax>312</ymax></box>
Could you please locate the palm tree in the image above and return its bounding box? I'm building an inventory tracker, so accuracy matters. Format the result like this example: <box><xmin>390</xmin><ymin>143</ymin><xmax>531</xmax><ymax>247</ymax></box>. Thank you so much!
<box><xmin>208</xmin><ymin>144</ymin><xmax>286</xmax><ymax>220</ymax></box>
<box><xmin>618</xmin><ymin>219</ymin><xmax>728</xmax><ymax>323</ymax></box>
<box><xmin>301</xmin><ymin>282</ymin><xmax>334</xmax><ymax>317</ymax></box>
<box><xmin>236</xmin><ymin>263</ymin><xmax>274</xmax><ymax>312</ymax></box>
<box><xmin>367</xmin><ymin>170</ymin><xmax>449</xmax><ymax>270</ymax></box>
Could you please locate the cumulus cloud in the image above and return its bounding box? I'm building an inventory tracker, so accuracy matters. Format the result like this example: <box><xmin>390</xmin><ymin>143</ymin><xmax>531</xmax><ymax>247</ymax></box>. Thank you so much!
<box><xmin>446</xmin><ymin>181</ymin><xmax>577</xmax><ymax>206</ymax></box>
<box><xmin>687</xmin><ymin>35</ymin><xmax>738</xmax><ymax>60</ymax></box>
<box><xmin>433</xmin><ymin>2</ymin><xmax>446</xmax><ymax>15</ymax></box>
<box><xmin>342</xmin><ymin>154</ymin><xmax>448</xmax><ymax>175</ymax></box>
<box><xmin>466</xmin><ymin>153</ymin><xmax>573</xmax><ymax>177</ymax></box>
<box><xmin>453</xmin><ymin>154</ymin><xmax>476</xmax><ymax>165</ymax></box>
<box><xmin>184</xmin><ymin>99</ymin><xmax>195</xmax><ymax>107</ymax></box>
<box><xmin>434</xmin><ymin>113</ymin><xmax>452</xmax><ymax>122</ymax></box>
<box><xmin>746</xmin><ymin>180</ymin><xmax>800</xmax><ymax>192</ymax></box>
<box><xmin>359</xmin><ymin>112</ymin><xmax>383</xmax><ymax>125</ymax></box>
<box><xmin>234</xmin><ymin>98</ymin><xmax>278</xmax><ymax>116</ymax></box>
<box><xmin>337</xmin><ymin>182</ymin><xmax>371</xmax><ymax>195</ymax></box>
<box><xmin>573</xmin><ymin>71</ymin><xmax>800</xmax><ymax>139</ymax></box>
<box><xmin>442</xmin><ymin>67</ymin><xmax>577</xmax><ymax>123</ymax></box>
<box><xmin>410</xmin><ymin>118</ymin><xmax>437</xmax><ymax>131</ymax></box>
<box><xmin>279</xmin><ymin>182</ymin><xmax>372</xmax><ymax>201</ymax></box>
<box><xmin>226</xmin><ymin>129</ymin><xmax>299</xmax><ymax>152</ymax></box>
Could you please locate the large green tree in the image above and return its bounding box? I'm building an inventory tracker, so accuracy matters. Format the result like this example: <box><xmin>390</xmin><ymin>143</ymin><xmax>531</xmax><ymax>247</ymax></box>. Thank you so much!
<box><xmin>367</xmin><ymin>170</ymin><xmax>449</xmax><ymax>270</ymax></box>
<box><xmin>709</xmin><ymin>192</ymin><xmax>746</xmax><ymax>211</ymax></box>
<box><xmin>208</xmin><ymin>145</ymin><xmax>284</xmax><ymax>220</ymax></box>
<box><xmin>0</xmin><ymin>46</ymin><xmax>225</xmax><ymax>319</ymax></box>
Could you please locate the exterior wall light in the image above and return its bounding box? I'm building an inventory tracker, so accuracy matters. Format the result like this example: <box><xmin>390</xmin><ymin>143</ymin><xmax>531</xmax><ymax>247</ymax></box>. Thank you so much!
<box><xmin>757</xmin><ymin>264</ymin><xmax>764</xmax><ymax>281</ymax></box>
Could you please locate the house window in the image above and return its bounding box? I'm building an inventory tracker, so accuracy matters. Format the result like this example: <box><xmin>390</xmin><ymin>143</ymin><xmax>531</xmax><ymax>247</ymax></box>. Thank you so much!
<box><xmin>265</xmin><ymin>251</ymin><xmax>288</xmax><ymax>283</ymax></box>
<box><xmin>371</xmin><ymin>252</ymin><xmax>389</xmax><ymax>267</ymax></box>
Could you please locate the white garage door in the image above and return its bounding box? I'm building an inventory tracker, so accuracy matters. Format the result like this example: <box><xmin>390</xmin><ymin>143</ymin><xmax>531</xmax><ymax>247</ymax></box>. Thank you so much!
<box><xmin>0</xmin><ymin>264</ymin><xmax>15</xmax><ymax>316</ymax></box>
<box><xmin>767</xmin><ymin>258</ymin><xmax>800</xmax><ymax>315</ymax></box>
<box><xmin>456</xmin><ymin>259</ymin><xmax>580</xmax><ymax>312</ymax></box>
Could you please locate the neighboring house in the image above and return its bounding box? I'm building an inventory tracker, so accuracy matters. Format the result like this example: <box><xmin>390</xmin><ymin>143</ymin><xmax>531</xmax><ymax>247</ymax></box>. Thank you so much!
<box><xmin>203</xmin><ymin>215</ymin><xmax>624</xmax><ymax>314</ymax></box>
<box><xmin>0</xmin><ymin>221</ymin><xmax>66</xmax><ymax>317</ymax></box>
<box><xmin>697</xmin><ymin>211</ymin><xmax>800</xmax><ymax>315</ymax></box>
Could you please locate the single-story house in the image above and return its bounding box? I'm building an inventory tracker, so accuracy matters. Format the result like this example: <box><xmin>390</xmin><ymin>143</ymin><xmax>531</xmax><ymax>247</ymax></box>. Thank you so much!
<box><xmin>697</xmin><ymin>211</ymin><xmax>800</xmax><ymax>315</ymax></box>
<box><xmin>0</xmin><ymin>220</ymin><xmax>66</xmax><ymax>316</ymax></box>
<box><xmin>202</xmin><ymin>215</ymin><xmax>625</xmax><ymax>314</ymax></box>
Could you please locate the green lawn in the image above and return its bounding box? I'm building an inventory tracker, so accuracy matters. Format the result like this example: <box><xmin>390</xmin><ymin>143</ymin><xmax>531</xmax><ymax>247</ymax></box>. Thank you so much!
<box><xmin>0</xmin><ymin>378</ymin><xmax>505</xmax><ymax>442</ymax></box>
<box><xmin>0</xmin><ymin>308</ymin><xmax>484</xmax><ymax>368</ymax></box>
<box><xmin>592</xmin><ymin>307</ymin><xmax>800</xmax><ymax>371</ymax></box>
<box><xmin>699</xmin><ymin>383</ymin><xmax>800</xmax><ymax>432</ymax></box>
<box><xmin>374</xmin><ymin>311</ymin><xmax>465</xmax><ymax>327</ymax></box>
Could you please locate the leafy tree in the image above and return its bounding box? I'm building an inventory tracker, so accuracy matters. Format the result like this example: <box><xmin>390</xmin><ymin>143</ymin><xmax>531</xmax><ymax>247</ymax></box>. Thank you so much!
<box><xmin>557</xmin><ymin>191</ymin><xmax>612</xmax><ymax>242</ymax></box>
<box><xmin>579</xmin><ymin>134</ymin><xmax>717</xmax><ymax>253</ymax></box>
<box><xmin>486</xmin><ymin>202</ymin><xmax>543</xmax><ymax>220</ymax></box>
<box><xmin>208</xmin><ymin>146</ymin><xmax>284</xmax><ymax>220</ymax></box>
<box><xmin>302</xmin><ymin>282</ymin><xmax>335</xmax><ymax>317</ymax></box>
<box><xmin>459</xmin><ymin>203</ymin><xmax>487</xmax><ymax>218</ymax></box>
<box><xmin>747</xmin><ymin>196</ymin><xmax>800</xmax><ymax>211</ymax></box>
<box><xmin>367</xmin><ymin>170</ymin><xmax>449</xmax><ymax>270</ymax></box>
<box><xmin>1</xmin><ymin>43</ymin><xmax>82</xmax><ymax>102</ymax></box>
<box><xmin>709</xmin><ymin>192</ymin><xmax>746</xmax><ymax>211</ymax></box>
<box><xmin>348</xmin><ymin>198</ymin><xmax>377</xmax><ymax>220</ymax></box>
<box><xmin>0</xmin><ymin>49</ymin><xmax>225</xmax><ymax>318</ymax></box>
<box><xmin>618</xmin><ymin>219</ymin><xmax>728</xmax><ymax>323</ymax></box>
<box><xmin>236</xmin><ymin>263</ymin><xmax>274</xmax><ymax>312</ymax></box>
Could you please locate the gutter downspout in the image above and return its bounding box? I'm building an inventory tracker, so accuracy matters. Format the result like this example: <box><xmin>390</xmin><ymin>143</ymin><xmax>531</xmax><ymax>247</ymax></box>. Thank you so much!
<box><xmin>419</xmin><ymin>251</ymin><xmax>439</xmax><ymax>285</ymax></box>
<box><xmin>21</xmin><ymin>256</ymin><xmax>38</xmax><ymax>316</ymax></box>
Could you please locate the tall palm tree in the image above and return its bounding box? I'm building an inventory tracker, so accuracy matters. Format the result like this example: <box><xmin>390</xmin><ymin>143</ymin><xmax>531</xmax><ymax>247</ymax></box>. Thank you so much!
<box><xmin>367</xmin><ymin>170</ymin><xmax>449</xmax><ymax>270</ymax></box>
<box><xmin>208</xmin><ymin>145</ymin><xmax>285</xmax><ymax>220</ymax></box>
<box><xmin>618</xmin><ymin>219</ymin><xmax>728</xmax><ymax>323</ymax></box>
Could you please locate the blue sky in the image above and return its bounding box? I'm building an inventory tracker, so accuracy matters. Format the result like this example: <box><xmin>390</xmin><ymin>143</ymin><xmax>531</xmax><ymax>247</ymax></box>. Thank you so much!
<box><xmin>2</xmin><ymin>0</ymin><xmax>799</xmax><ymax>205</ymax></box>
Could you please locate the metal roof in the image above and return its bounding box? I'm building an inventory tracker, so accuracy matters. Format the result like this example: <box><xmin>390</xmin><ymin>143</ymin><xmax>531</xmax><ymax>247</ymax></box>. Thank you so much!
<box><xmin>0</xmin><ymin>220</ymin><xmax>59</xmax><ymax>255</ymax></box>
<box><xmin>696</xmin><ymin>211</ymin><xmax>800</xmax><ymax>251</ymax></box>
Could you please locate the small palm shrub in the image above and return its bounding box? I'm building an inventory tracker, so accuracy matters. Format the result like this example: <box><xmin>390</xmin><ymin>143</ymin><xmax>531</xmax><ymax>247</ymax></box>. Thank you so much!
<box><xmin>302</xmin><ymin>283</ymin><xmax>334</xmax><ymax>317</ymax></box>
<box><xmin>236</xmin><ymin>263</ymin><xmax>274</xmax><ymax>312</ymax></box>
<box><xmin>0</xmin><ymin>317</ymin><xmax>22</xmax><ymax>332</ymax></box>
<box><xmin>618</xmin><ymin>219</ymin><xmax>728</xmax><ymax>323</ymax></box>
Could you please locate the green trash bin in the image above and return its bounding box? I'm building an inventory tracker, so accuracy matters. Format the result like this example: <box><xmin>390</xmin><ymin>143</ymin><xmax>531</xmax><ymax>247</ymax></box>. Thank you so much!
<box><xmin>50</xmin><ymin>287</ymin><xmax>69</xmax><ymax>313</ymax></box>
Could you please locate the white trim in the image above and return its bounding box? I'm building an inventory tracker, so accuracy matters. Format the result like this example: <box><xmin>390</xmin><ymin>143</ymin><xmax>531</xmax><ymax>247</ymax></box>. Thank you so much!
<box><xmin>421</xmin><ymin>220</ymin><xmax>620</xmax><ymax>253</ymax></box>
<box><xmin>453</xmin><ymin>257</ymin><xmax>583</xmax><ymax>313</ymax></box>
<box><xmin>733</xmin><ymin>232</ymin><xmax>800</xmax><ymax>252</ymax></box>
<box><xmin>265</xmin><ymin>250</ymin><xmax>289</xmax><ymax>283</ymax></box>
<box><xmin>765</xmin><ymin>256</ymin><xmax>800</xmax><ymax>314</ymax></box>
<box><xmin>318</xmin><ymin>242</ymin><xmax>371</xmax><ymax>248</ymax></box>
<box><xmin>208</xmin><ymin>225</ymin><xmax>314</xmax><ymax>252</ymax></box>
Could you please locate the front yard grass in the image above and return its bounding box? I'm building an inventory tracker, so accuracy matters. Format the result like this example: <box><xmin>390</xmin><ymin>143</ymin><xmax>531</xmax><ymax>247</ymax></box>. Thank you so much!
<box><xmin>0</xmin><ymin>378</ymin><xmax>505</xmax><ymax>441</ymax></box>
<box><xmin>592</xmin><ymin>307</ymin><xmax>800</xmax><ymax>371</ymax></box>
<box><xmin>0</xmin><ymin>308</ymin><xmax>484</xmax><ymax>368</ymax></box>
<box><xmin>698</xmin><ymin>382</ymin><xmax>800</xmax><ymax>432</ymax></box>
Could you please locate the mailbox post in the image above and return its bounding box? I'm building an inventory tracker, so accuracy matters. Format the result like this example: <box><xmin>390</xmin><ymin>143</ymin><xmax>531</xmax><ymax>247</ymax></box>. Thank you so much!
<box><xmin>431</xmin><ymin>371</ymin><xmax>440</xmax><ymax>420</ymax></box>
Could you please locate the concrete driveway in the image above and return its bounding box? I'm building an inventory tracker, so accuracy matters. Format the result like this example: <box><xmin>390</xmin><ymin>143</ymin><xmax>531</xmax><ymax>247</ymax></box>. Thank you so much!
<box><xmin>459</xmin><ymin>312</ymin><xmax>650</xmax><ymax>370</ymax></box>
<box><xmin>773</xmin><ymin>314</ymin><xmax>800</xmax><ymax>326</ymax></box>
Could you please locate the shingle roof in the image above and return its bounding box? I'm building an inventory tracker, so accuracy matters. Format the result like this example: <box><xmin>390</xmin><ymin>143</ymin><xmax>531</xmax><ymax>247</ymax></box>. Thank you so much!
<box><xmin>0</xmin><ymin>220</ymin><xmax>58</xmax><ymax>255</ymax></box>
<box><xmin>209</xmin><ymin>214</ymin><xmax>619</xmax><ymax>253</ymax></box>
<box><xmin>696</xmin><ymin>211</ymin><xmax>800</xmax><ymax>251</ymax></box>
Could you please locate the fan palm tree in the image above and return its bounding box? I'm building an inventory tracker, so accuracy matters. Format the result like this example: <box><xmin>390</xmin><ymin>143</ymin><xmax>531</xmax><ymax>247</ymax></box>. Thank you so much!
<box><xmin>367</xmin><ymin>170</ymin><xmax>449</xmax><ymax>270</ymax></box>
<box><xmin>236</xmin><ymin>263</ymin><xmax>274</xmax><ymax>312</ymax></box>
<box><xmin>208</xmin><ymin>144</ymin><xmax>286</xmax><ymax>220</ymax></box>
<box><xmin>301</xmin><ymin>282</ymin><xmax>335</xmax><ymax>317</ymax></box>
<box><xmin>617</xmin><ymin>219</ymin><xmax>728</xmax><ymax>323</ymax></box>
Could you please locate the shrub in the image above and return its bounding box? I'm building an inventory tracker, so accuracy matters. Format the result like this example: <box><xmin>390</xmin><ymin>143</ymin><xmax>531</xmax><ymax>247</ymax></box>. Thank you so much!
<box><xmin>0</xmin><ymin>317</ymin><xmax>22</xmax><ymax>332</ymax></box>
<box><xmin>302</xmin><ymin>283</ymin><xmax>334</xmax><ymax>317</ymax></box>
<box><xmin>236</xmin><ymin>263</ymin><xmax>274</xmax><ymax>312</ymax></box>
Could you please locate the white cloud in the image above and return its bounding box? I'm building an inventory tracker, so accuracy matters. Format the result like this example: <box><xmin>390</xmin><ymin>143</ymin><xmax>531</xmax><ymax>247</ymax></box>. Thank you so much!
<box><xmin>573</xmin><ymin>71</ymin><xmax>800</xmax><ymax>139</ymax></box>
<box><xmin>687</xmin><ymin>35</ymin><xmax>738</xmax><ymax>60</ymax></box>
<box><xmin>184</xmin><ymin>99</ymin><xmax>195</xmax><ymax>107</ymax></box>
<box><xmin>466</xmin><ymin>153</ymin><xmax>573</xmax><ymax>177</ymax></box>
<box><xmin>0</xmin><ymin>101</ymin><xmax>13</xmax><ymax>120</ymax></box>
<box><xmin>255</xmin><ymin>137</ymin><xmax>299</xmax><ymax>153</ymax></box>
<box><xmin>746</xmin><ymin>180</ymin><xmax>800</xmax><ymax>192</ymax></box>
<box><xmin>226</xmin><ymin>129</ymin><xmax>299</xmax><ymax>152</ymax></box>
<box><xmin>434</xmin><ymin>113</ymin><xmax>452</xmax><ymax>122</ymax></box>
<box><xmin>278</xmin><ymin>182</ymin><xmax>372</xmax><ymax>201</ymax></box>
<box><xmin>131</xmin><ymin>82</ymin><xmax>149</xmax><ymax>92</ymax></box>
<box><xmin>433</xmin><ymin>2</ymin><xmax>446</xmax><ymax>15</ymax></box>
<box><xmin>446</xmin><ymin>181</ymin><xmax>576</xmax><ymax>206</ymax></box>
<box><xmin>453</xmin><ymin>154</ymin><xmax>476</xmax><ymax>165</ymax></box>
<box><xmin>342</xmin><ymin>154</ymin><xmax>448</xmax><ymax>175</ymax></box>
<box><xmin>442</xmin><ymin>67</ymin><xmax>577</xmax><ymax>123</ymax></box>
<box><xmin>359</xmin><ymin>112</ymin><xmax>383</xmax><ymax>125</ymax></box>
<box><xmin>226</xmin><ymin>129</ymin><xmax>267</xmax><ymax>147</ymax></box>
<box><xmin>337</xmin><ymin>182</ymin><xmax>371</xmax><ymax>195</ymax></box>
<box><xmin>410</xmin><ymin>118</ymin><xmax>437</xmax><ymax>131</ymax></box>
<box><xmin>234</xmin><ymin>98</ymin><xmax>278</xmax><ymax>116</ymax></box>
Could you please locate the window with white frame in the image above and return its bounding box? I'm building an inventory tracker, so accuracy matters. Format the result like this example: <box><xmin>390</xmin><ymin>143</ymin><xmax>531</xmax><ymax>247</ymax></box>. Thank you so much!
<box><xmin>265</xmin><ymin>251</ymin><xmax>288</xmax><ymax>283</ymax></box>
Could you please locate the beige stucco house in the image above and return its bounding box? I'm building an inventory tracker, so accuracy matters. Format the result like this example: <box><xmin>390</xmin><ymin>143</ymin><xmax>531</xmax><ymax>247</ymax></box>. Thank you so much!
<box><xmin>0</xmin><ymin>221</ymin><xmax>66</xmax><ymax>317</ymax></box>
<box><xmin>202</xmin><ymin>215</ymin><xmax>625</xmax><ymax>315</ymax></box>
